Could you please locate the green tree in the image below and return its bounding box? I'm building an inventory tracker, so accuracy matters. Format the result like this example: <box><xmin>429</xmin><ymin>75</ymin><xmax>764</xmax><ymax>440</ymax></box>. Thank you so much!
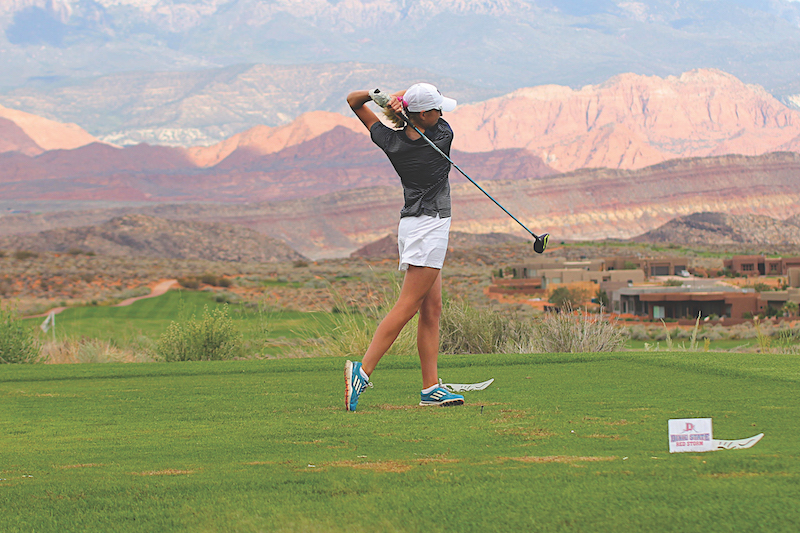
<box><xmin>782</xmin><ymin>301</ymin><xmax>799</xmax><ymax>317</ymax></box>
<box><xmin>595</xmin><ymin>288</ymin><xmax>610</xmax><ymax>308</ymax></box>
<box><xmin>549</xmin><ymin>286</ymin><xmax>590</xmax><ymax>308</ymax></box>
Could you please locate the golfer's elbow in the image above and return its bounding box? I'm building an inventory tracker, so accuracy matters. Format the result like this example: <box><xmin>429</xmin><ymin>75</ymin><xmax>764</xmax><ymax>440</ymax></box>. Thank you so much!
<box><xmin>347</xmin><ymin>90</ymin><xmax>369</xmax><ymax>110</ymax></box>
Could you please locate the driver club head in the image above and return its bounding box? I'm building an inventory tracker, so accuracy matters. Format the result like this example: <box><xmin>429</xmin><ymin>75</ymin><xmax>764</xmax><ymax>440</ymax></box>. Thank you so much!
<box><xmin>533</xmin><ymin>233</ymin><xmax>549</xmax><ymax>254</ymax></box>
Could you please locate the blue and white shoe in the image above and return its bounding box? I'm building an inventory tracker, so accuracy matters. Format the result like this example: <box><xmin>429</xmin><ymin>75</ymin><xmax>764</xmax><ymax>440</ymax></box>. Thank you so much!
<box><xmin>344</xmin><ymin>360</ymin><xmax>372</xmax><ymax>412</ymax></box>
<box><xmin>419</xmin><ymin>382</ymin><xmax>465</xmax><ymax>407</ymax></box>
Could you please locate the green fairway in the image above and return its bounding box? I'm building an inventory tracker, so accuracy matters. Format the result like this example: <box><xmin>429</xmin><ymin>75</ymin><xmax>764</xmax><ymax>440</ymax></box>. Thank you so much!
<box><xmin>1</xmin><ymin>352</ymin><xmax>798</xmax><ymax>532</ymax></box>
<box><xmin>22</xmin><ymin>290</ymin><xmax>333</xmax><ymax>354</ymax></box>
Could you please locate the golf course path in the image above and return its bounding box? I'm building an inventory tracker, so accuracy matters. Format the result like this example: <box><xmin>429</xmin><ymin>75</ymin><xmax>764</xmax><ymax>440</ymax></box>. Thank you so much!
<box><xmin>113</xmin><ymin>279</ymin><xmax>178</xmax><ymax>307</ymax></box>
<box><xmin>26</xmin><ymin>306</ymin><xmax>67</xmax><ymax>319</ymax></box>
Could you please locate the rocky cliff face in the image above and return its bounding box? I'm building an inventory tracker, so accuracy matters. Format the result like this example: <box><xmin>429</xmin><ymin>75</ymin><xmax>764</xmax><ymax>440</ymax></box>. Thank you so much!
<box><xmin>447</xmin><ymin>69</ymin><xmax>800</xmax><ymax>172</ymax></box>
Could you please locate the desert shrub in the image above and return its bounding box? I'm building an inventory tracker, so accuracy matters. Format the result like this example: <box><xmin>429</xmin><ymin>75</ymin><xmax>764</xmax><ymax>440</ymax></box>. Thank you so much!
<box><xmin>40</xmin><ymin>337</ymin><xmax>157</xmax><ymax>364</ymax></box>
<box><xmin>439</xmin><ymin>298</ymin><xmax>527</xmax><ymax>354</ymax></box>
<box><xmin>626</xmin><ymin>324</ymin><xmax>650</xmax><ymax>341</ymax></box>
<box><xmin>115</xmin><ymin>286</ymin><xmax>151</xmax><ymax>300</ymax></box>
<box><xmin>304</xmin><ymin>279</ymin><xmax>328</xmax><ymax>289</ymax></box>
<box><xmin>312</xmin><ymin>277</ymin><xmax>417</xmax><ymax>358</ymax></box>
<box><xmin>670</xmin><ymin>327</ymin><xmax>690</xmax><ymax>340</ymax></box>
<box><xmin>42</xmin><ymin>338</ymin><xmax>124</xmax><ymax>364</ymax></box>
<box><xmin>177</xmin><ymin>277</ymin><xmax>200</xmax><ymax>289</ymax></box>
<box><xmin>0</xmin><ymin>276</ymin><xmax>12</xmax><ymax>297</ymax></box>
<box><xmin>527</xmin><ymin>306</ymin><xmax>627</xmax><ymax>353</ymax></box>
<box><xmin>14</xmin><ymin>250</ymin><xmax>38</xmax><ymax>260</ymax></box>
<box><xmin>698</xmin><ymin>330</ymin><xmax>723</xmax><ymax>341</ymax></box>
<box><xmin>157</xmin><ymin>304</ymin><xmax>244</xmax><ymax>361</ymax></box>
<box><xmin>548</xmin><ymin>286</ymin><xmax>590</xmax><ymax>308</ymax></box>
<box><xmin>214</xmin><ymin>291</ymin><xmax>241</xmax><ymax>305</ymax></box>
<box><xmin>200</xmin><ymin>273</ymin><xmax>232</xmax><ymax>287</ymax></box>
<box><xmin>0</xmin><ymin>302</ymin><xmax>41</xmax><ymax>363</ymax></box>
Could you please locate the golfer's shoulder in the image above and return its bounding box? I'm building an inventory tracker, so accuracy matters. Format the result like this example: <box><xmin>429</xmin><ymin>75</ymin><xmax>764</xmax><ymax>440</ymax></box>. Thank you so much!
<box><xmin>437</xmin><ymin>118</ymin><xmax>453</xmax><ymax>136</ymax></box>
<box><xmin>370</xmin><ymin>121</ymin><xmax>402</xmax><ymax>147</ymax></box>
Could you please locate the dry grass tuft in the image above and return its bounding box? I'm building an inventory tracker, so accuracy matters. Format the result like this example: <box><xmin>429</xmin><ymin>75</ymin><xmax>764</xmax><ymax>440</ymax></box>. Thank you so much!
<box><xmin>579</xmin><ymin>433</ymin><xmax>623</xmax><ymax>440</ymax></box>
<box><xmin>327</xmin><ymin>460</ymin><xmax>414</xmax><ymax>473</ymax></box>
<box><xmin>525</xmin><ymin>305</ymin><xmax>628</xmax><ymax>353</ymax></box>
<box><xmin>42</xmin><ymin>338</ymin><xmax>155</xmax><ymax>364</ymax></box>
<box><xmin>133</xmin><ymin>469</ymin><xmax>195</xmax><ymax>476</ymax></box>
<box><xmin>508</xmin><ymin>455</ymin><xmax>617</xmax><ymax>464</ymax></box>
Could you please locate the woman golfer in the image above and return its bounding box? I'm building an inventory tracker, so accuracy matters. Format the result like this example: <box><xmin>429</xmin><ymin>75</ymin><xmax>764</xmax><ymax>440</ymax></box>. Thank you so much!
<box><xmin>344</xmin><ymin>83</ymin><xmax>465</xmax><ymax>411</ymax></box>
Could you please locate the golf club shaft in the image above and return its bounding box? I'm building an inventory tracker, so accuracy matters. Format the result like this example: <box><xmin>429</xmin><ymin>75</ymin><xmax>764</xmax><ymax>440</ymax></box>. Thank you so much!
<box><xmin>403</xmin><ymin>117</ymin><xmax>542</xmax><ymax>240</ymax></box>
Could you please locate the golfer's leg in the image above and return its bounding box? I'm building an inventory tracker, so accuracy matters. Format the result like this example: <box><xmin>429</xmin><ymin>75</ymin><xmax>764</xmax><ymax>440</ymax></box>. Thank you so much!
<box><xmin>361</xmin><ymin>266</ymin><xmax>441</xmax><ymax>376</ymax></box>
<box><xmin>417</xmin><ymin>270</ymin><xmax>442</xmax><ymax>389</ymax></box>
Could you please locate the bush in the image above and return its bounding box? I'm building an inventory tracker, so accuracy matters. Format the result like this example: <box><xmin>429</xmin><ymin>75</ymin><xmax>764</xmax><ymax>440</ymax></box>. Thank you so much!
<box><xmin>0</xmin><ymin>302</ymin><xmax>41</xmax><ymax>363</ymax></box>
<box><xmin>156</xmin><ymin>304</ymin><xmax>244</xmax><ymax>361</ymax></box>
<box><xmin>311</xmin><ymin>277</ymin><xmax>417</xmax><ymax>358</ymax></box>
<box><xmin>14</xmin><ymin>250</ymin><xmax>38</xmax><ymax>260</ymax></box>
<box><xmin>527</xmin><ymin>306</ymin><xmax>628</xmax><ymax>353</ymax></box>
<box><xmin>177</xmin><ymin>277</ymin><xmax>200</xmax><ymax>289</ymax></box>
<box><xmin>439</xmin><ymin>298</ymin><xmax>528</xmax><ymax>355</ymax></box>
<box><xmin>549</xmin><ymin>286</ymin><xmax>590</xmax><ymax>308</ymax></box>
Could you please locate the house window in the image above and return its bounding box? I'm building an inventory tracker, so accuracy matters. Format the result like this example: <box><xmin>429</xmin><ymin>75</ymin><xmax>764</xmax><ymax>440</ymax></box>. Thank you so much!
<box><xmin>770</xmin><ymin>264</ymin><xmax>779</xmax><ymax>272</ymax></box>
<box><xmin>653</xmin><ymin>306</ymin><xmax>665</xmax><ymax>319</ymax></box>
<box><xmin>741</xmin><ymin>264</ymin><xmax>754</xmax><ymax>272</ymax></box>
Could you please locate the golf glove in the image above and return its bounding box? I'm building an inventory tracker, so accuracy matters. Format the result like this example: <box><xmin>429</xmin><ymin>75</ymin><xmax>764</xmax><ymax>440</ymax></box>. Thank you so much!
<box><xmin>369</xmin><ymin>88</ymin><xmax>392</xmax><ymax>108</ymax></box>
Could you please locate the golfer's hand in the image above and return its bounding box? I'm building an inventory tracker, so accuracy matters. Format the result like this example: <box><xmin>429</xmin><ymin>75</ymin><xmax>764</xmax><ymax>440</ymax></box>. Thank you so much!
<box><xmin>368</xmin><ymin>88</ymin><xmax>391</xmax><ymax>108</ymax></box>
<box><xmin>387</xmin><ymin>95</ymin><xmax>404</xmax><ymax>115</ymax></box>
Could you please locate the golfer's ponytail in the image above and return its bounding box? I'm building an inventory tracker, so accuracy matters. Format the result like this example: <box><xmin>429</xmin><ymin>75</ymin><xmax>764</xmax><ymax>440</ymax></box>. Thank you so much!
<box><xmin>383</xmin><ymin>107</ymin><xmax>406</xmax><ymax>129</ymax></box>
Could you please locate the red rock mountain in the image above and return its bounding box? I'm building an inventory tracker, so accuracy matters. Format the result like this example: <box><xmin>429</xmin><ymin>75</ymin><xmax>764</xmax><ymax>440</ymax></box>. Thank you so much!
<box><xmin>0</xmin><ymin>117</ymin><xmax>43</xmax><ymax>156</ymax></box>
<box><xmin>2</xmin><ymin>68</ymin><xmax>799</xmax><ymax>203</ymax></box>
<box><xmin>0</xmin><ymin>126</ymin><xmax>556</xmax><ymax>202</ymax></box>
<box><xmin>447</xmin><ymin>69</ymin><xmax>800</xmax><ymax>172</ymax></box>
<box><xmin>0</xmin><ymin>104</ymin><xmax>99</xmax><ymax>152</ymax></box>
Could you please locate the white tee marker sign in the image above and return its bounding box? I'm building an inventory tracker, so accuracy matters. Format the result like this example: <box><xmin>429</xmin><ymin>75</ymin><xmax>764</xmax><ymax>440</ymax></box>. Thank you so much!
<box><xmin>669</xmin><ymin>418</ymin><xmax>764</xmax><ymax>453</ymax></box>
<box><xmin>669</xmin><ymin>418</ymin><xmax>714</xmax><ymax>453</ymax></box>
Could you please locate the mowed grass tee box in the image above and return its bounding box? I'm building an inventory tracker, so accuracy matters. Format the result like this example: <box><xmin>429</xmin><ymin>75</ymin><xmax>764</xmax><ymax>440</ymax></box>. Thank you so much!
<box><xmin>1</xmin><ymin>352</ymin><xmax>798</xmax><ymax>532</ymax></box>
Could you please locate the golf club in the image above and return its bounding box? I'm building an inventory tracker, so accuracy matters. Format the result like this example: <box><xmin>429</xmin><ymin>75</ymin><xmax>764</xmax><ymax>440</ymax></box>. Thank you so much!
<box><xmin>372</xmin><ymin>89</ymin><xmax>549</xmax><ymax>253</ymax></box>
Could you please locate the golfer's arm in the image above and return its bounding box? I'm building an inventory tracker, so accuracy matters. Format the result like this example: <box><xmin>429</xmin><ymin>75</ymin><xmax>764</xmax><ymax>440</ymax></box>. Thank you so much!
<box><xmin>347</xmin><ymin>90</ymin><xmax>380</xmax><ymax>130</ymax></box>
<box><xmin>347</xmin><ymin>90</ymin><xmax>406</xmax><ymax>131</ymax></box>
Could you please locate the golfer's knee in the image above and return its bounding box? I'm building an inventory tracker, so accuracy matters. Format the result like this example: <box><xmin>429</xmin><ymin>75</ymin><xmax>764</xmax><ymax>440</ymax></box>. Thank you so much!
<box><xmin>419</xmin><ymin>299</ymin><xmax>442</xmax><ymax>322</ymax></box>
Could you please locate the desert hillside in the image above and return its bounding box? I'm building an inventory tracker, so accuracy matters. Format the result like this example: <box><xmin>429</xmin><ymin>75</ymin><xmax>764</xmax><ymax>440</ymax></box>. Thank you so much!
<box><xmin>3</xmin><ymin>152</ymin><xmax>798</xmax><ymax>258</ymax></box>
<box><xmin>0</xmin><ymin>214</ymin><xmax>308</xmax><ymax>263</ymax></box>
<box><xmin>632</xmin><ymin>212</ymin><xmax>800</xmax><ymax>246</ymax></box>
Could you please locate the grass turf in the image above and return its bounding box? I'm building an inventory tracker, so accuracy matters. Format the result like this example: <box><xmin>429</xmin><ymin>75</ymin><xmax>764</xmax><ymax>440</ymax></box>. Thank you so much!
<box><xmin>1</xmin><ymin>352</ymin><xmax>798</xmax><ymax>532</ymax></box>
<box><xmin>22</xmin><ymin>290</ymin><xmax>333</xmax><ymax>355</ymax></box>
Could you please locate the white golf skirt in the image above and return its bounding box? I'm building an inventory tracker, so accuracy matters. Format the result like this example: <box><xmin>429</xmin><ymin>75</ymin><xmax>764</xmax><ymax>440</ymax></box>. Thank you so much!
<box><xmin>397</xmin><ymin>214</ymin><xmax>451</xmax><ymax>271</ymax></box>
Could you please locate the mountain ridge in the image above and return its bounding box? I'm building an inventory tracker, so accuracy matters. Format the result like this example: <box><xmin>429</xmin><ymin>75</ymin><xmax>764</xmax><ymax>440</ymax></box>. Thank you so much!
<box><xmin>2</xmin><ymin>152</ymin><xmax>799</xmax><ymax>258</ymax></box>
